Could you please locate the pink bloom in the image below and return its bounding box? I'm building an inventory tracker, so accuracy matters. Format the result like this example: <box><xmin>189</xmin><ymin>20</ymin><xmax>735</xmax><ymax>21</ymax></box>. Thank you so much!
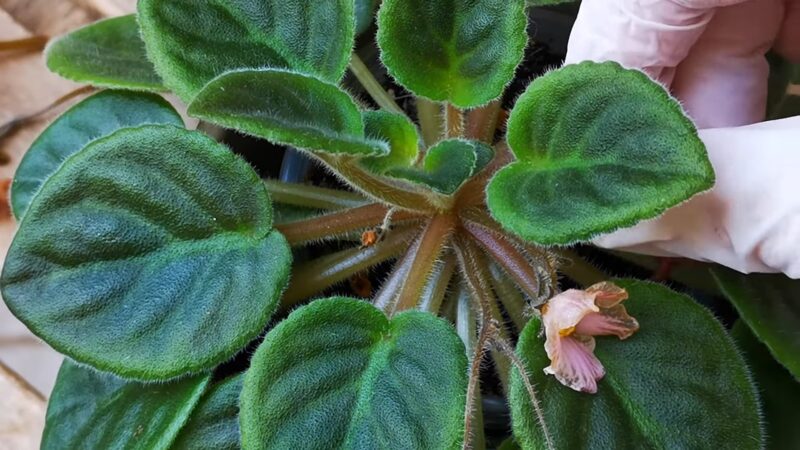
<box><xmin>541</xmin><ymin>282</ymin><xmax>639</xmax><ymax>393</ymax></box>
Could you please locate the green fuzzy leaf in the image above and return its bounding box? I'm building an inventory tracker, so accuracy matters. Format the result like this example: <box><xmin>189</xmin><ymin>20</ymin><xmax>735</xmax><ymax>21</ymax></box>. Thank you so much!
<box><xmin>525</xmin><ymin>0</ymin><xmax>574</xmax><ymax>6</ymax></box>
<box><xmin>173</xmin><ymin>374</ymin><xmax>243</xmax><ymax>450</ymax></box>
<box><xmin>732</xmin><ymin>322</ymin><xmax>800</xmax><ymax>449</ymax></box>
<box><xmin>488</xmin><ymin>61</ymin><xmax>714</xmax><ymax>245</ymax></box>
<box><xmin>473</xmin><ymin>141</ymin><xmax>495</xmax><ymax>174</ymax></box>
<box><xmin>42</xmin><ymin>360</ymin><xmax>210</xmax><ymax>450</ymax></box>
<box><xmin>510</xmin><ymin>280</ymin><xmax>761</xmax><ymax>449</ymax></box>
<box><xmin>356</xmin><ymin>0</ymin><xmax>381</xmax><ymax>36</ymax></box>
<box><xmin>45</xmin><ymin>15</ymin><xmax>164</xmax><ymax>91</ymax></box>
<box><xmin>360</xmin><ymin>110</ymin><xmax>420</xmax><ymax>173</ymax></box>
<box><xmin>11</xmin><ymin>90</ymin><xmax>182</xmax><ymax>220</ymax></box>
<box><xmin>712</xmin><ymin>268</ymin><xmax>800</xmax><ymax>379</ymax></box>
<box><xmin>1</xmin><ymin>125</ymin><xmax>291</xmax><ymax>380</ymax></box>
<box><xmin>388</xmin><ymin>139</ymin><xmax>488</xmax><ymax>194</ymax></box>
<box><xmin>240</xmin><ymin>297</ymin><xmax>468</xmax><ymax>449</ymax></box>
<box><xmin>377</xmin><ymin>0</ymin><xmax>527</xmax><ymax>108</ymax></box>
<box><xmin>138</xmin><ymin>0</ymin><xmax>355</xmax><ymax>102</ymax></box>
<box><xmin>189</xmin><ymin>69</ymin><xmax>389</xmax><ymax>157</ymax></box>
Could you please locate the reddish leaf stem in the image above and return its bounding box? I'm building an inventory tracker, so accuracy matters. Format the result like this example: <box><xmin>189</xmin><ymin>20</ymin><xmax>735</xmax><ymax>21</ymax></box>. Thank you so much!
<box><xmin>417</xmin><ymin>251</ymin><xmax>457</xmax><ymax>314</ymax></box>
<box><xmin>461</xmin><ymin>214</ymin><xmax>542</xmax><ymax>302</ymax></box>
<box><xmin>319</xmin><ymin>154</ymin><xmax>451</xmax><ymax>212</ymax></box>
<box><xmin>275</xmin><ymin>203</ymin><xmax>422</xmax><ymax>245</ymax></box>
<box><xmin>373</xmin><ymin>232</ymin><xmax>423</xmax><ymax>313</ymax></box>
<box><xmin>263</xmin><ymin>179</ymin><xmax>367</xmax><ymax>210</ymax></box>
<box><xmin>281</xmin><ymin>226</ymin><xmax>417</xmax><ymax>306</ymax></box>
<box><xmin>445</xmin><ymin>103</ymin><xmax>464</xmax><ymax>138</ymax></box>
<box><xmin>465</xmin><ymin>100</ymin><xmax>502</xmax><ymax>144</ymax></box>
<box><xmin>392</xmin><ymin>214</ymin><xmax>457</xmax><ymax>314</ymax></box>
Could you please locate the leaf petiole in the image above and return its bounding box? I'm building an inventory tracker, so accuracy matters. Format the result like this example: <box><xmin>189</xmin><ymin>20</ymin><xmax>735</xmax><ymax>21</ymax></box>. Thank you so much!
<box><xmin>263</xmin><ymin>179</ymin><xmax>367</xmax><ymax>210</ymax></box>
<box><xmin>348</xmin><ymin>53</ymin><xmax>405</xmax><ymax>115</ymax></box>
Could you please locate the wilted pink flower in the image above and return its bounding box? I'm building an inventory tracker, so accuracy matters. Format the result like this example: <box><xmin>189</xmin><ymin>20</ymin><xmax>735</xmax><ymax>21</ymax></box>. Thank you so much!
<box><xmin>541</xmin><ymin>282</ymin><xmax>639</xmax><ymax>394</ymax></box>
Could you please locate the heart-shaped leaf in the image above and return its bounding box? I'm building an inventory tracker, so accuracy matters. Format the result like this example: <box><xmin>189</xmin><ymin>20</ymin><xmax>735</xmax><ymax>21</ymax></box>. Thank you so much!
<box><xmin>11</xmin><ymin>90</ymin><xmax>183</xmax><ymax>220</ymax></box>
<box><xmin>360</xmin><ymin>110</ymin><xmax>420</xmax><ymax>173</ymax></box>
<box><xmin>189</xmin><ymin>69</ymin><xmax>388</xmax><ymax>157</ymax></box>
<box><xmin>509</xmin><ymin>280</ymin><xmax>761</xmax><ymax>449</ymax></box>
<box><xmin>240</xmin><ymin>297</ymin><xmax>468</xmax><ymax>449</ymax></box>
<box><xmin>712</xmin><ymin>268</ymin><xmax>800</xmax><ymax>379</ymax></box>
<box><xmin>388</xmin><ymin>139</ymin><xmax>489</xmax><ymax>194</ymax></box>
<box><xmin>173</xmin><ymin>374</ymin><xmax>243</xmax><ymax>450</ymax></box>
<box><xmin>487</xmin><ymin>61</ymin><xmax>714</xmax><ymax>245</ymax></box>
<box><xmin>732</xmin><ymin>322</ymin><xmax>800</xmax><ymax>449</ymax></box>
<box><xmin>138</xmin><ymin>0</ymin><xmax>355</xmax><ymax>102</ymax></box>
<box><xmin>377</xmin><ymin>0</ymin><xmax>527</xmax><ymax>107</ymax></box>
<box><xmin>525</xmin><ymin>0</ymin><xmax>572</xmax><ymax>5</ymax></box>
<box><xmin>1</xmin><ymin>125</ymin><xmax>292</xmax><ymax>380</ymax></box>
<box><xmin>42</xmin><ymin>360</ymin><xmax>210</xmax><ymax>450</ymax></box>
<box><xmin>46</xmin><ymin>15</ymin><xmax>164</xmax><ymax>91</ymax></box>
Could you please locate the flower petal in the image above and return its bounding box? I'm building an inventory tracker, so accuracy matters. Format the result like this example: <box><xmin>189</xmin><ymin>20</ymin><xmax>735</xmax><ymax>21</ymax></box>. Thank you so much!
<box><xmin>586</xmin><ymin>281</ymin><xmax>629</xmax><ymax>308</ymax></box>
<box><xmin>575</xmin><ymin>306</ymin><xmax>640</xmax><ymax>339</ymax></box>
<box><xmin>543</xmin><ymin>335</ymin><xmax>605</xmax><ymax>393</ymax></box>
<box><xmin>542</xmin><ymin>289</ymin><xmax>599</xmax><ymax>334</ymax></box>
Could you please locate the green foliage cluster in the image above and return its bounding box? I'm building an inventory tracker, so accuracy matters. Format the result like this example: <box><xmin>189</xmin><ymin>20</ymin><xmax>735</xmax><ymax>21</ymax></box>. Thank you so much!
<box><xmin>2</xmin><ymin>0</ymin><xmax>796</xmax><ymax>449</ymax></box>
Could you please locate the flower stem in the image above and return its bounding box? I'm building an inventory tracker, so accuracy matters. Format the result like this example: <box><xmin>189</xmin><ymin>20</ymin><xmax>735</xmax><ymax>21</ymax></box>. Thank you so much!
<box><xmin>486</xmin><ymin>304</ymin><xmax>512</xmax><ymax>393</ymax></box>
<box><xmin>392</xmin><ymin>214</ymin><xmax>457</xmax><ymax>314</ymax></box>
<box><xmin>445</xmin><ymin>103</ymin><xmax>465</xmax><ymax>138</ymax></box>
<box><xmin>416</xmin><ymin>98</ymin><xmax>443</xmax><ymax>147</ymax></box>
<box><xmin>491</xmin><ymin>336</ymin><xmax>554</xmax><ymax>450</ymax></box>
<box><xmin>263</xmin><ymin>179</ymin><xmax>367</xmax><ymax>210</ymax></box>
<box><xmin>281</xmin><ymin>227</ymin><xmax>416</xmax><ymax>307</ymax></box>
<box><xmin>454</xmin><ymin>237</ymin><xmax>494</xmax><ymax>320</ymax></box>
<box><xmin>275</xmin><ymin>203</ymin><xmax>421</xmax><ymax>245</ymax></box>
<box><xmin>455</xmin><ymin>236</ymin><xmax>514</xmax><ymax>392</ymax></box>
<box><xmin>348</xmin><ymin>54</ymin><xmax>405</xmax><ymax>115</ymax></box>
<box><xmin>459</xmin><ymin>288</ymin><xmax>491</xmax><ymax>450</ymax></box>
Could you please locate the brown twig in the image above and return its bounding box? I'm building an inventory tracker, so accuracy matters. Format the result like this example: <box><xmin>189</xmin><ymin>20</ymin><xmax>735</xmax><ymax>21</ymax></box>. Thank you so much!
<box><xmin>0</xmin><ymin>36</ymin><xmax>48</xmax><ymax>53</ymax></box>
<box><xmin>1</xmin><ymin>85</ymin><xmax>94</xmax><ymax>144</ymax></box>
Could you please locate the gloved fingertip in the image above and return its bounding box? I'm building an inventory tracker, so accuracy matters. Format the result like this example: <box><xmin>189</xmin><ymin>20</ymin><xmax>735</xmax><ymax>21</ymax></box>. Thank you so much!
<box><xmin>774</xmin><ymin>1</ymin><xmax>800</xmax><ymax>63</ymax></box>
<box><xmin>756</xmin><ymin>214</ymin><xmax>800</xmax><ymax>280</ymax></box>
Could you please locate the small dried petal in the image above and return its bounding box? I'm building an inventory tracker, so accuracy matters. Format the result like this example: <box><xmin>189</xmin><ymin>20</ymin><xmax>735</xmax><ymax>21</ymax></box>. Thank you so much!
<box><xmin>586</xmin><ymin>281</ymin><xmax>628</xmax><ymax>307</ymax></box>
<box><xmin>576</xmin><ymin>306</ymin><xmax>639</xmax><ymax>339</ymax></box>
<box><xmin>543</xmin><ymin>335</ymin><xmax>604</xmax><ymax>393</ymax></box>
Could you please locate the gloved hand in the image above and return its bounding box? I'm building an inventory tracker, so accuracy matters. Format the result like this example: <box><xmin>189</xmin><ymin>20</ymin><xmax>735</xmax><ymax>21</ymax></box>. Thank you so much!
<box><xmin>565</xmin><ymin>0</ymin><xmax>800</xmax><ymax>278</ymax></box>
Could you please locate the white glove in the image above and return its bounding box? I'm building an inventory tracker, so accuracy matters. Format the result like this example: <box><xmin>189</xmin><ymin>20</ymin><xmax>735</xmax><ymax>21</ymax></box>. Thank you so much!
<box><xmin>565</xmin><ymin>0</ymin><xmax>800</xmax><ymax>278</ymax></box>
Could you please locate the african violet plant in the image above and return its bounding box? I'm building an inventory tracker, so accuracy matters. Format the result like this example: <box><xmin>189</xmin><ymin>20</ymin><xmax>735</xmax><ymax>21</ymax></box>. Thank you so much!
<box><xmin>0</xmin><ymin>0</ymin><xmax>771</xmax><ymax>449</ymax></box>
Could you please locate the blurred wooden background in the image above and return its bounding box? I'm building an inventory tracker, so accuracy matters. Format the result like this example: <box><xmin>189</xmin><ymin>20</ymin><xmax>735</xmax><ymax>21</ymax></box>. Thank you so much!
<box><xmin>0</xmin><ymin>1</ymin><xmax>135</xmax><ymax>449</ymax></box>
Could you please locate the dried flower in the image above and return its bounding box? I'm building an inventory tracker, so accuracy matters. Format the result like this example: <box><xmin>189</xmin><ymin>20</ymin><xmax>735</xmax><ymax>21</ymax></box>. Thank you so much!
<box><xmin>541</xmin><ymin>282</ymin><xmax>639</xmax><ymax>393</ymax></box>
